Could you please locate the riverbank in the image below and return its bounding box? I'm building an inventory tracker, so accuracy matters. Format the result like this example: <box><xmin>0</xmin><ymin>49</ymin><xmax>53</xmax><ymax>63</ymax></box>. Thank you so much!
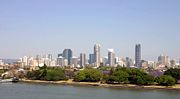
<box><xmin>21</xmin><ymin>79</ymin><xmax>180</xmax><ymax>90</ymax></box>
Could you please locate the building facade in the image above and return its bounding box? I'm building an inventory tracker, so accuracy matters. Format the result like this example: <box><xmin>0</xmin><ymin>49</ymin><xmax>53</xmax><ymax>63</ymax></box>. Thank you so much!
<box><xmin>108</xmin><ymin>49</ymin><xmax>115</xmax><ymax>66</ymax></box>
<box><xmin>80</xmin><ymin>53</ymin><xmax>86</xmax><ymax>67</ymax></box>
<box><xmin>63</xmin><ymin>49</ymin><xmax>73</xmax><ymax>65</ymax></box>
<box><xmin>94</xmin><ymin>44</ymin><xmax>101</xmax><ymax>67</ymax></box>
<box><xmin>158</xmin><ymin>55</ymin><xmax>169</xmax><ymax>66</ymax></box>
<box><xmin>135</xmin><ymin>44</ymin><xmax>141</xmax><ymax>68</ymax></box>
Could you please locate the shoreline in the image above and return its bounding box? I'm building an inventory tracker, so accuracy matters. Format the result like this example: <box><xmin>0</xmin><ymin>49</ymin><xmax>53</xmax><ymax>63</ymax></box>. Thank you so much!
<box><xmin>20</xmin><ymin>79</ymin><xmax>180</xmax><ymax>90</ymax></box>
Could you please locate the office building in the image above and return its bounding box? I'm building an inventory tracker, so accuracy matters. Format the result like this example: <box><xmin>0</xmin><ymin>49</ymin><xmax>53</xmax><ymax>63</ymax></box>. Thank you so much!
<box><xmin>108</xmin><ymin>49</ymin><xmax>115</xmax><ymax>67</ymax></box>
<box><xmin>126</xmin><ymin>57</ymin><xmax>133</xmax><ymax>67</ymax></box>
<box><xmin>57</xmin><ymin>56</ymin><xmax>64</xmax><ymax>67</ymax></box>
<box><xmin>158</xmin><ymin>55</ymin><xmax>169</xmax><ymax>66</ymax></box>
<box><xmin>63</xmin><ymin>49</ymin><xmax>73</xmax><ymax>65</ymax></box>
<box><xmin>135</xmin><ymin>44</ymin><xmax>141</xmax><ymax>68</ymax></box>
<box><xmin>71</xmin><ymin>56</ymin><xmax>78</xmax><ymax>67</ymax></box>
<box><xmin>80</xmin><ymin>53</ymin><xmax>86</xmax><ymax>67</ymax></box>
<box><xmin>89</xmin><ymin>54</ymin><xmax>94</xmax><ymax>65</ymax></box>
<box><xmin>94</xmin><ymin>44</ymin><xmax>101</xmax><ymax>67</ymax></box>
<box><xmin>103</xmin><ymin>57</ymin><xmax>108</xmax><ymax>66</ymax></box>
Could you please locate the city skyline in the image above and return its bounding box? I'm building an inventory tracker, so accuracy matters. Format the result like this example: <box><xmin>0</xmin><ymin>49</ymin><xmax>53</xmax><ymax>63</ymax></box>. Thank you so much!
<box><xmin>10</xmin><ymin>43</ymin><xmax>179</xmax><ymax>69</ymax></box>
<box><xmin>0</xmin><ymin>0</ymin><xmax>180</xmax><ymax>60</ymax></box>
<box><xmin>14</xmin><ymin>43</ymin><xmax>180</xmax><ymax>63</ymax></box>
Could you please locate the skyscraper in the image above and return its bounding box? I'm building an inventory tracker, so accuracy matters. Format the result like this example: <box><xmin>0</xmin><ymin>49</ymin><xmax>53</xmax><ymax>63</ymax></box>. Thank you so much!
<box><xmin>80</xmin><ymin>53</ymin><xmax>86</xmax><ymax>67</ymax></box>
<box><xmin>158</xmin><ymin>55</ymin><xmax>169</xmax><ymax>66</ymax></box>
<box><xmin>89</xmin><ymin>54</ymin><xmax>94</xmax><ymax>65</ymax></box>
<box><xmin>57</xmin><ymin>56</ymin><xmax>64</xmax><ymax>67</ymax></box>
<box><xmin>126</xmin><ymin>57</ymin><xmax>133</xmax><ymax>67</ymax></box>
<box><xmin>135</xmin><ymin>44</ymin><xmax>141</xmax><ymax>68</ymax></box>
<box><xmin>71</xmin><ymin>56</ymin><xmax>78</xmax><ymax>67</ymax></box>
<box><xmin>108</xmin><ymin>49</ymin><xmax>115</xmax><ymax>66</ymax></box>
<box><xmin>94</xmin><ymin>44</ymin><xmax>101</xmax><ymax>67</ymax></box>
<box><xmin>63</xmin><ymin>49</ymin><xmax>73</xmax><ymax>65</ymax></box>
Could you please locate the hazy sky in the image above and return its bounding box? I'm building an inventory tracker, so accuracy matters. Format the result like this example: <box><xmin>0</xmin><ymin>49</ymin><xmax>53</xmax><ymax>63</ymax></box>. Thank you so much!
<box><xmin>0</xmin><ymin>0</ymin><xmax>180</xmax><ymax>61</ymax></box>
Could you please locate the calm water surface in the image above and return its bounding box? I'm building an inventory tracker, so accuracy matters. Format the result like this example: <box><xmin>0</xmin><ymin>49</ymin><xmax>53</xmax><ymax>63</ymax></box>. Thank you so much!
<box><xmin>0</xmin><ymin>83</ymin><xmax>180</xmax><ymax>99</ymax></box>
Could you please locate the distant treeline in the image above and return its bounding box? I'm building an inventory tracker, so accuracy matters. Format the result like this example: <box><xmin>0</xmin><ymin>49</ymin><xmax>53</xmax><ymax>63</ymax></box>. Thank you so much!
<box><xmin>26</xmin><ymin>65</ymin><xmax>180</xmax><ymax>86</ymax></box>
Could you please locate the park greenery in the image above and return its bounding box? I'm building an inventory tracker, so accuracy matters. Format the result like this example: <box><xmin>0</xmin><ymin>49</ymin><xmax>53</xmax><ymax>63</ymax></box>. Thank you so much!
<box><xmin>74</xmin><ymin>68</ymin><xmax>102</xmax><ymax>82</ymax></box>
<box><xmin>25</xmin><ymin>65</ymin><xmax>179</xmax><ymax>86</ymax></box>
<box><xmin>26</xmin><ymin>64</ymin><xmax>67</xmax><ymax>81</ymax></box>
<box><xmin>74</xmin><ymin>67</ymin><xmax>176</xmax><ymax>86</ymax></box>
<box><xmin>164</xmin><ymin>68</ymin><xmax>180</xmax><ymax>82</ymax></box>
<box><xmin>155</xmin><ymin>75</ymin><xmax>176</xmax><ymax>86</ymax></box>
<box><xmin>106</xmin><ymin>67</ymin><xmax>155</xmax><ymax>85</ymax></box>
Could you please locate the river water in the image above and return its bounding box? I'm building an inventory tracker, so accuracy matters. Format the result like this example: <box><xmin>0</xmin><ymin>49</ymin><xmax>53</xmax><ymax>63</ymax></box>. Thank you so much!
<box><xmin>0</xmin><ymin>83</ymin><xmax>180</xmax><ymax>99</ymax></box>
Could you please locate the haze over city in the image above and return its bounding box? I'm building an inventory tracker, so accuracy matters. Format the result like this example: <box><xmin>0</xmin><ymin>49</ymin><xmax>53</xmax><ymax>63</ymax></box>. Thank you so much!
<box><xmin>0</xmin><ymin>0</ymin><xmax>180</xmax><ymax>60</ymax></box>
<box><xmin>0</xmin><ymin>1</ymin><xmax>180</xmax><ymax>99</ymax></box>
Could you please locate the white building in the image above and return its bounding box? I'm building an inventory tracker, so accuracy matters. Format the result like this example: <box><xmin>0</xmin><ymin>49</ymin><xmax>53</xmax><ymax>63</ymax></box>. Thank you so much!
<box><xmin>23</xmin><ymin>56</ymin><xmax>28</xmax><ymax>66</ymax></box>
<box><xmin>57</xmin><ymin>56</ymin><xmax>64</xmax><ymax>67</ymax></box>
<box><xmin>108</xmin><ymin>49</ymin><xmax>115</xmax><ymax>67</ymax></box>
<box><xmin>94</xmin><ymin>44</ymin><xmax>101</xmax><ymax>67</ymax></box>
<box><xmin>72</xmin><ymin>56</ymin><xmax>78</xmax><ymax>68</ymax></box>
<box><xmin>0</xmin><ymin>59</ymin><xmax>4</xmax><ymax>66</ymax></box>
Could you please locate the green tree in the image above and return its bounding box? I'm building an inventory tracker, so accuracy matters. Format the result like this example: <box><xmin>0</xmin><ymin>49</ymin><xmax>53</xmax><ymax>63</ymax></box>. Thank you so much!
<box><xmin>156</xmin><ymin>75</ymin><xmax>176</xmax><ymax>86</ymax></box>
<box><xmin>74</xmin><ymin>68</ymin><xmax>103</xmax><ymax>82</ymax></box>
<box><xmin>26</xmin><ymin>70</ymin><xmax>41</xmax><ymax>80</ymax></box>
<box><xmin>127</xmin><ymin>68</ymin><xmax>148</xmax><ymax>84</ymax></box>
<box><xmin>26</xmin><ymin>66</ymin><xmax>67</xmax><ymax>81</ymax></box>
<box><xmin>164</xmin><ymin>68</ymin><xmax>180</xmax><ymax>82</ymax></box>
<box><xmin>44</xmin><ymin>68</ymin><xmax>66</xmax><ymax>81</ymax></box>
<box><xmin>74</xmin><ymin>70</ymin><xmax>86</xmax><ymax>82</ymax></box>
<box><xmin>107</xmin><ymin>70</ymin><xmax>129</xmax><ymax>84</ymax></box>
<box><xmin>136</xmin><ymin>75</ymin><xmax>154</xmax><ymax>85</ymax></box>
<box><xmin>38</xmin><ymin>64</ymin><xmax>47</xmax><ymax>80</ymax></box>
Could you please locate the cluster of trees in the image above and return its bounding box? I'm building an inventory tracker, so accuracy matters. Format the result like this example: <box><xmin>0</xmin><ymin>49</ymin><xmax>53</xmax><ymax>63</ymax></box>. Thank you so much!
<box><xmin>74</xmin><ymin>67</ymin><xmax>179</xmax><ymax>86</ymax></box>
<box><xmin>155</xmin><ymin>75</ymin><xmax>176</xmax><ymax>86</ymax></box>
<box><xmin>25</xmin><ymin>65</ymin><xmax>180</xmax><ymax>86</ymax></box>
<box><xmin>105</xmin><ymin>67</ymin><xmax>155</xmax><ymax>85</ymax></box>
<box><xmin>164</xmin><ymin>68</ymin><xmax>180</xmax><ymax>82</ymax></box>
<box><xmin>26</xmin><ymin>65</ymin><xmax>67</xmax><ymax>81</ymax></box>
<box><xmin>74</xmin><ymin>68</ymin><xmax>102</xmax><ymax>82</ymax></box>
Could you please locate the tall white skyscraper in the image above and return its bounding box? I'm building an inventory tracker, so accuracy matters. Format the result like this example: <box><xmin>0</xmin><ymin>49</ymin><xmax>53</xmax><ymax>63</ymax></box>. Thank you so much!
<box><xmin>94</xmin><ymin>44</ymin><xmax>101</xmax><ymax>67</ymax></box>
<box><xmin>108</xmin><ymin>49</ymin><xmax>115</xmax><ymax>66</ymax></box>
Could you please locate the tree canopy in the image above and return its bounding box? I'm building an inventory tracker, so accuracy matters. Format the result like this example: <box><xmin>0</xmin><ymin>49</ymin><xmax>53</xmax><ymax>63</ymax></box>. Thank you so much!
<box><xmin>26</xmin><ymin>66</ymin><xmax>67</xmax><ymax>81</ymax></box>
<box><xmin>74</xmin><ymin>68</ymin><xmax>102</xmax><ymax>82</ymax></box>
<box><xmin>155</xmin><ymin>75</ymin><xmax>176</xmax><ymax>86</ymax></box>
<box><xmin>164</xmin><ymin>68</ymin><xmax>180</xmax><ymax>81</ymax></box>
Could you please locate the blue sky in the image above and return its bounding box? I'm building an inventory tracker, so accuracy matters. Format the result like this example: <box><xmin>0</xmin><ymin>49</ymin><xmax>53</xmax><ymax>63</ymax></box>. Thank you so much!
<box><xmin>0</xmin><ymin>0</ymin><xmax>180</xmax><ymax>61</ymax></box>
